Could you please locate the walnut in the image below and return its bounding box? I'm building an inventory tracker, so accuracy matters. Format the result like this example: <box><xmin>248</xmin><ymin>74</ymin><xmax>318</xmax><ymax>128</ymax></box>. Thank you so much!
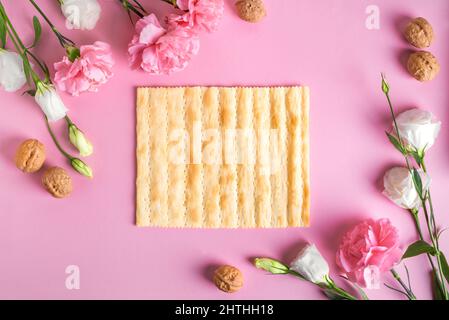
<box><xmin>15</xmin><ymin>139</ymin><xmax>46</xmax><ymax>173</ymax></box>
<box><xmin>404</xmin><ymin>17</ymin><xmax>434</xmax><ymax>49</ymax></box>
<box><xmin>42</xmin><ymin>167</ymin><xmax>73</xmax><ymax>198</ymax></box>
<box><xmin>213</xmin><ymin>265</ymin><xmax>244</xmax><ymax>293</ymax></box>
<box><xmin>407</xmin><ymin>51</ymin><xmax>440</xmax><ymax>82</ymax></box>
<box><xmin>235</xmin><ymin>0</ymin><xmax>266</xmax><ymax>23</ymax></box>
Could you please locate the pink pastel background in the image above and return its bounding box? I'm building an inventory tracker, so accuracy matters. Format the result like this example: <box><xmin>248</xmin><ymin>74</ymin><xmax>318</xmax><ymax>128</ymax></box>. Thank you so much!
<box><xmin>1</xmin><ymin>0</ymin><xmax>449</xmax><ymax>300</ymax></box>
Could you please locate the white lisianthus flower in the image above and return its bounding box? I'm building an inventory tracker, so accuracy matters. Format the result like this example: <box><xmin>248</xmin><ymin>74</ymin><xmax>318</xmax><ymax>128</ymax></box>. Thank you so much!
<box><xmin>383</xmin><ymin>167</ymin><xmax>430</xmax><ymax>210</ymax></box>
<box><xmin>0</xmin><ymin>49</ymin><xmax>27</xmax><ymax>92</ymax></box>
<box><xmin>61</xmin><ymin>0</ymin><xmax>101</xmax><ymax>30</ymax></box>
<box><xmin>35</xmin><ymin>82</ymin><xmax>68</xmax><ymax>122</ymax></box>
<box><xmin>290</xmin><ymin>244</ymin><xmax>330</xmax><ymax>284</ymax></box>
<box><xmin>396</xmin><ymin>108</ymin><xmax>441</xmax><ymax>153</ymax></box>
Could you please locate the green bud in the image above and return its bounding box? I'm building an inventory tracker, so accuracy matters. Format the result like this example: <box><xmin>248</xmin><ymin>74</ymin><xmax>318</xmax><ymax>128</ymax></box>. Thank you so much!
<box><xmin>71</xmin><ymin>158</ymin><xmax>93</xmax><ymax>179</ymax></box>
<box><xmin>254</xmin><ymin>258</ymin><xmax>290</xmax><ymax>274</ymax></box>
<box><xmin>66</xmin><ymin>45</ymin><xmax>80</xmax><ymax>63</ymax></box>
<box><xmin>68</xmin><ymin>123</ymin><xmax>93</xmax><ymax>157</ymax></box>
<box><xmin>381</xmin><ymin>74</ymin><xmax>390</xmax><ymax>94</ymax></box>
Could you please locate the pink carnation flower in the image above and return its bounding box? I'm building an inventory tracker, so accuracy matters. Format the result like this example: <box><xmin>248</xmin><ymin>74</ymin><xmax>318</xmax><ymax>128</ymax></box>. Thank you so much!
<box><xmin>128</xmin><ymin>14</ymin><xmax>200</xmax><ymax>75</ymax></box>
<box><xmin>167</xmin><ymin>0</ymin><xmax>224</xmax><ymax>33</ymax></box>
<box><xmin>336</xmin><ymin>218</ymin><xmax>403</xmax><ymax>289</ymax></box>
<box><xmin>54</xmin><ymin>41</ymin><xmax>114</xmax><ymax>96</ymax></box>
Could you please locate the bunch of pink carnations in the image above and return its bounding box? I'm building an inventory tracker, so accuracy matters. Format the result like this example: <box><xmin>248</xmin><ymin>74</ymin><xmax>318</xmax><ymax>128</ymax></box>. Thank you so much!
<box><xmin>122</xmin><ymin>0</ymin><xmax>224</xmax><ymax>75</ymax></box>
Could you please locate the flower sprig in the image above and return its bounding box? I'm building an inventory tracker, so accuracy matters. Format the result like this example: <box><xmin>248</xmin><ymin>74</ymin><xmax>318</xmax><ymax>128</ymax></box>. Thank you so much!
<box><xmin>385</xmin><ymin>267</ymin><xmax>417</xmax><ymax>300</ymax></box>
<box><xmin>118</xmin><ymin>0</ymin><xmax>223</xmax><ymax>75</ymax></box>
<box><xmin>381</xmin><ymin>74</ymin><xmax>449</xmax><ymax>300</ymax></box>
<box><xmin>0</xmin><ymin>1</ymin><xmax>93</xmax><ymax>178</ymax></box>
<box><xmin>254</xmin><ymin>244</ymin><xmax>363</xmax><ymax>300</ymax></box>
<box><xmin>29</xmin><ymin>0</ymin><xmax>79</xmax><ymax>60</ymax></box>
<box><xmin>29</xmin><ymin>0</ymin><xmax>114</xmax><ymax>97</ymax></box>
<box><xmin>45</xmin><ymin>115</ymin><xmax>93</xmax><ymax>178</ymax></box>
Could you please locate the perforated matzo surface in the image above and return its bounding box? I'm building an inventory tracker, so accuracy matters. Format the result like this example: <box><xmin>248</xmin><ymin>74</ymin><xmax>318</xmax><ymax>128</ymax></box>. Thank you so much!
<box><xmin>136</xmin><ymin>87</ymin><xmax>310</xmax><ymax>228</ymax></box>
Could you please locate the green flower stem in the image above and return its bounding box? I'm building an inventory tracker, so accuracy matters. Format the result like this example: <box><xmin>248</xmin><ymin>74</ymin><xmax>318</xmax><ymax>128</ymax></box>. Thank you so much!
<box><xmin>65</xmin><ymin>115</ymin><xmax>74</xmax><ymax>126</ymax></box>
<box><xmin>26</xmin><ymin>49</ymin><xmax>50</xmax><ymax>80</ymax></box>
<box><xmin>0</xmin><ymin>3</ymin><xmax>26</xmax><ymax>49</ymax></box>
<box><xmin>288</xmin><ymin>270</ymin><xmax>359</xmax><ymax>300</ymax></box>
<box><xmin>409</xmin><ymin>208</ymin><xmax>441</xmax><ymax>290</ymax></box>
<box><xmin>325</xmin><ymin>276</ymin><xmax>359</xmax><ymax>300</ymax></box>
<box><xmin>3</xmin><ymin>25</ymin><xmax>35</xmax><ymax>80</ymax></box>
<box><xmin>421</xmin><ymin>160</ymin><xmax>438</xmax><ymax>235</ymax></box>
<box><xmin>382</xmin><ymin>75</ymin><xmax>413</xmax><ymax>171</ymax></box>
<box><xmin>119</xmin><ymin>0</ymin><xmax>145</xmax><ymax>19</ymax></box>
<box><xmin>410</xmin><ymin>209</ymin><xmax>425</xmax><ymax>240</ymax></box>
<box><xmin>391</xmin><ymin>269</ymin><xmax>416</xmax><ymax>300</ymax></box>
<box><xmin>419</xmin><ymin>191</ymin><xmax>448</xmax><ymax>299</ymax></box>
<box><xmin>0</xmin><ymin>3</ymin><xmax>46</xmax><ymax>79</ymax></box>
<box><xmin>0</xmin><ymin>7</ymin><xmax>47</xmax><ymax>79</ymax></box>
<box><xmin>254</xmin><ymin>258</ymin><xmax>361</xmax><ymax>300</ymax></box>
<box><xmin>28</xmin><ymin>0</ymin><xmax>57</xmax><ymax>34</ymax></box>
<box><xmin>29</xmin><ymin>0</ymin><xmax>75</xmax><ymax>49</ymax></box>
<box><xmin>45</xmin><ymin>116</ymin><xmax>73</xmax><ymax>160</ymax></box>
<box><xmin>416</xmin><ymin>177</ymin><xmax>448</xmax><ymax>299</ymax></box>
<box><xmin>0</xmin><ymin>3</ymin><xmax>40</xmax><ymax>84</ymax></box>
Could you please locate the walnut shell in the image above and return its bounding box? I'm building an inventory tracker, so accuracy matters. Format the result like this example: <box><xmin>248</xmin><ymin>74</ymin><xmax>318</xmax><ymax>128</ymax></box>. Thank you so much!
<box><xmin>407</xmin><ymin>51</ymin><xmax>440</xmax><ymax>82</ymax></box>
<box><xmin>404</xmin><ymin>17</ymin><xmax>434</xmax><ymax>49</ymax></box>
<box><xmin>235</xmin><ymin>0</ymin><xmax>266</xmax><ymax>23</ymax></box>
<box><xmin>213</xmin><ymin>265</ymin><xmax>244</xmax><ymax>293</ymax></box>
<box><xmin>15</xmin><ymin>139</ymin><xmax>46</xmax><ymax>173</ymax></box>
<box><xmin>42</xmin><ymin>167</ymin><xmax>73</xmax><ymax>198</ymax></box>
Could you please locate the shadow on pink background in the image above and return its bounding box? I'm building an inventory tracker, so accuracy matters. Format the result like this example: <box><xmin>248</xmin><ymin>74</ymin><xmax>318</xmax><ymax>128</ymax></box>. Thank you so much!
<box><xmin>1</xmin><ymin>0</ymin><xmax>449</xmax><ymax>299</ymax></box>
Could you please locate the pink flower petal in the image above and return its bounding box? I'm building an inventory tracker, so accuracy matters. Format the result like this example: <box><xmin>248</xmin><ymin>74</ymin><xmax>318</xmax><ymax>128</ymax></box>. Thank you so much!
<box><xmin>54</xmin><ymin>41</ymin><xmax>114</xmax><ymax>96</ymax></box>
<box><xmin>128</xmin><ymin>14</ymin><xmax>200</xmax><ymax>75</ymax></box>
<box><xmin>335</xmin><ymin>218</ymin><xmax>403</xmax><ymax>288</ymax></box>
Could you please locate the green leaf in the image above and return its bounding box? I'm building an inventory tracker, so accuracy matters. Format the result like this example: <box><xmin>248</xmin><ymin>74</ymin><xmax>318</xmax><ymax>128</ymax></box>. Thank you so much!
<box><xmin>412</xmin><ymin>168</ymin><xmax>423</xmax><ymax>199</ymax></box>
<box><xmin>440</xmin><ymin>252</ymin><xmax>449</xmax><ymax>285</ymax></box>
<box><xmin>402</xmin><ymin>240</ymin><xmax>436</xmax><ymax>259</ymax></box>
<box><xmin>386</xmin><ymin>132</ymin><xmax>405</xmax><ymax>155</ymax></box>
<box><xmin>0</xmin><ymin>14</ymin><xmax>6</xmax><ymax>49</ymax></box>
<box><xmin>29</xmin><ymin>16</ymin><xmax>41</xmax><ymax>48</ymax></box>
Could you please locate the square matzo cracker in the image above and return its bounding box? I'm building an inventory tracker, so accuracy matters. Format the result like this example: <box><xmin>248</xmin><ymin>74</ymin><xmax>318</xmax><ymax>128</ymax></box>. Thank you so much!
<box><xmin>136</xmin><ymin>87</ymin><xmax>310</xmax><ymax>228</ymax></box>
